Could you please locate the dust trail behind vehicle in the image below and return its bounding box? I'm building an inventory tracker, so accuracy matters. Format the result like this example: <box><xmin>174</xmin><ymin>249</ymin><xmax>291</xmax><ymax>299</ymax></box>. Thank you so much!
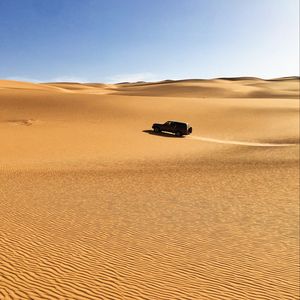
<box><xmin>187</xmin><ymin>135</ymin><xmax>297</xmax><ymax>147</ymax></box>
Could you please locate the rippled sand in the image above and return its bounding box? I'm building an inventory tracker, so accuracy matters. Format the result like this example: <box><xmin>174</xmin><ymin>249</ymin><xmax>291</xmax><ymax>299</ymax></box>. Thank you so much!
<box><xmin>0</xmin><ymin>78</ymin><xmax>299</xmax><ymax>299</ymax></box>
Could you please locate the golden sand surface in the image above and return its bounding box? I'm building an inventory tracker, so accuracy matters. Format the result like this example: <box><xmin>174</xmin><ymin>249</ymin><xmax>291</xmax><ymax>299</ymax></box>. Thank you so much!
<box><xmin>0</xmin><ymin>78</ymin><xmax>299</xmax><ymax>299</ymax></box>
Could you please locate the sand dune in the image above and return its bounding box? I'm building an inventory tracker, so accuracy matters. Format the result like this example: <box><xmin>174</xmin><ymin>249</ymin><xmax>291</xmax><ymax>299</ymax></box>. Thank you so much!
<box><xmin>7</xmin><ymin>76</ymin><xmax>297</xmax><ymax>98</ymax></box>
<box><xmin>0</xmin><ymin>77</ymin><xmax>299</xmax><ymax>299</ymax></box>
<box><xmin>107</xmin><ymin>77</ymin><xmax>300</xmax><ymax>98</ymax></box>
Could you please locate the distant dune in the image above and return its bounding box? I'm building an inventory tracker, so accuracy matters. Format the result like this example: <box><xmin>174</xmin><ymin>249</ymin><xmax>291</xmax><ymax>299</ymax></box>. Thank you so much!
<box><xmin>47</xmin><ymin>76</ymin><xmax>300</xmax><ymax>98</ymax></box>
<box><xmin>0</xmin><ymin>77</ymin><xmax>299</xmax><ymax>299</ymax></box>
<box><xmin>2</xmin><ymin>77</ymin><xmax>299</xmax><ymax>98</ymax></box>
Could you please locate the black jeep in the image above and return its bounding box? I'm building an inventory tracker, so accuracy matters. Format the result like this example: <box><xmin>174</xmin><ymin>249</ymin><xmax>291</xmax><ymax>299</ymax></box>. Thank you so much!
<box><xmin>152</xmin><ymin>121</ymin><xmax>192</xmax><ymax>137</ymax></box>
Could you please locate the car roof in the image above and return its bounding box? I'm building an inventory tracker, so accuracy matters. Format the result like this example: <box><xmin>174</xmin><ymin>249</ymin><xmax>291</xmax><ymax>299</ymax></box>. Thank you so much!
<box><xmin>168</xmin><ymin>120</ymin><xmax>188</xmax><ymax>125</ymax></box>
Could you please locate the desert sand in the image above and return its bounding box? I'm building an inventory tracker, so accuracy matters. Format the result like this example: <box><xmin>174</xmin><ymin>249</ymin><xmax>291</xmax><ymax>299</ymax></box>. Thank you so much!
<box><xmin>0</xmin><ymin>77</ymin><xmax>299</xmax><ymax>299</ymax></box>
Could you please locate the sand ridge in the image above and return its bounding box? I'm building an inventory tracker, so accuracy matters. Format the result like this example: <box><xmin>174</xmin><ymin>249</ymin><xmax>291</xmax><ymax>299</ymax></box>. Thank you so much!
<box><xmin>2</xmin><ymin>77</ymin><xmax>299</xmax><ymax>98</ymax></box>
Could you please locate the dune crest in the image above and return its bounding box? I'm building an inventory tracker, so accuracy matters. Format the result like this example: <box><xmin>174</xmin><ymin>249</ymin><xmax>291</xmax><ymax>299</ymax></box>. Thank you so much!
<box><xmin>2</xmin><ymin>76</ymin><xmax>299</xmax><ymax>98</ymax></box>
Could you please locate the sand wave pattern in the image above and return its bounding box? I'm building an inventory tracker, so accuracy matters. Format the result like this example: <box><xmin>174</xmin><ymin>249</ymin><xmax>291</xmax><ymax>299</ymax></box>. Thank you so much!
<box><xmin>0</xmin><ymin>168</ymin><xmax>299</xmax><ymax>300</ymax></box>
<box><xmin>188</xmin><ymin>136</ymin><xmax>297</xmax><ymax>147</ymax></box>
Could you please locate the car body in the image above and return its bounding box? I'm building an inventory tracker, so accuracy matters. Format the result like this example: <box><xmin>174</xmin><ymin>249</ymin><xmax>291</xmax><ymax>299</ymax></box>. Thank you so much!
<box><xmin>152</xmin><ymin>121</ymin><xmax>192</xmax><ymax>137</ymax></box>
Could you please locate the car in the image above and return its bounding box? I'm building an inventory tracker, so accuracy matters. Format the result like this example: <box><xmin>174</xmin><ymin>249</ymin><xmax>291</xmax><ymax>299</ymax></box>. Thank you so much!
<box><xmin>152</xmin><ymin>121</ymin><xmax>193</xmax><ymax>137</ymax></box>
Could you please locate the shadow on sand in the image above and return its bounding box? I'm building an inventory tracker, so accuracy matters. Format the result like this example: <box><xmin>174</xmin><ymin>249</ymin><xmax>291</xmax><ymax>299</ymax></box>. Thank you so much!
<box><xmin>142</xmin><ymin>130</ymin><xmax>184</xmax><ymax>138</ymax></box>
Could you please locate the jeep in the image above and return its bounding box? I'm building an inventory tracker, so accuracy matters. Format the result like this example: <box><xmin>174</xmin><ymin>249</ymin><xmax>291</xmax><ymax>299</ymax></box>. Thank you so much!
<box><xmin>152</xmin><ymin>121</ymin><xmax>192</xmax><ymax>137</ymax></box>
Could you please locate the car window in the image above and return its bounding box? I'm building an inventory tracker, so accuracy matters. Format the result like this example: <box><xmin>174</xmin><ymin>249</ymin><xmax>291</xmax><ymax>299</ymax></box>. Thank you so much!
<box><xmin>177</xmin><ymin>123</ymin><xmax>186</xmax><ymax>129</ymax></box>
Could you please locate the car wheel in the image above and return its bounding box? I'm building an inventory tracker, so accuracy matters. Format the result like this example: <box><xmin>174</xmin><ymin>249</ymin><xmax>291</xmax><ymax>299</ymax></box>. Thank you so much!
<box><xmin>154</xmin><ymin>127</ymin><xmax>160</xmax><ymax>133</ymax></box>
<box><xmin>175</xmin><ymin>131</ymin><xmax>182</xmax><ymax>137</ymax></box>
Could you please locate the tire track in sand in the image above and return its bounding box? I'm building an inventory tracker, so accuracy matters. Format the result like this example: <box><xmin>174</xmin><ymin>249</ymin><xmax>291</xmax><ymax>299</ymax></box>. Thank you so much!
<box><xmin>187</xmin><ymin>136</ymin><xmax>297</xmax><ymax>147</ymax></box>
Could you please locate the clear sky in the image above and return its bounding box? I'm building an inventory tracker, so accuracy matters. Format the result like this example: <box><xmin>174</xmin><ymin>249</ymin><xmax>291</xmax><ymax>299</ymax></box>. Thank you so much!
<box><xmin>0</xmin><ymin>0</ymin><xmax>299</xmax><ymax>83</ymax></box>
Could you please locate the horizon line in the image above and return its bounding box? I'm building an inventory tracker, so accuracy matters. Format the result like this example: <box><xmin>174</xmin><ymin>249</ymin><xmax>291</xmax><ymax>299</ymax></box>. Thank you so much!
<box><xmin>1</xmin><ymin>75</ymin><xmax>299</xmax><ymax>85</ymax></box>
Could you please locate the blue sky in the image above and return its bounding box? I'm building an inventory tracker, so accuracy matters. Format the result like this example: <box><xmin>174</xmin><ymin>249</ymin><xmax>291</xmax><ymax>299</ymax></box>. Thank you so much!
<box><xmin>0</xmin><ymin>0</ymin><xmax>299</xmax><ymax>82</ymax></box>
